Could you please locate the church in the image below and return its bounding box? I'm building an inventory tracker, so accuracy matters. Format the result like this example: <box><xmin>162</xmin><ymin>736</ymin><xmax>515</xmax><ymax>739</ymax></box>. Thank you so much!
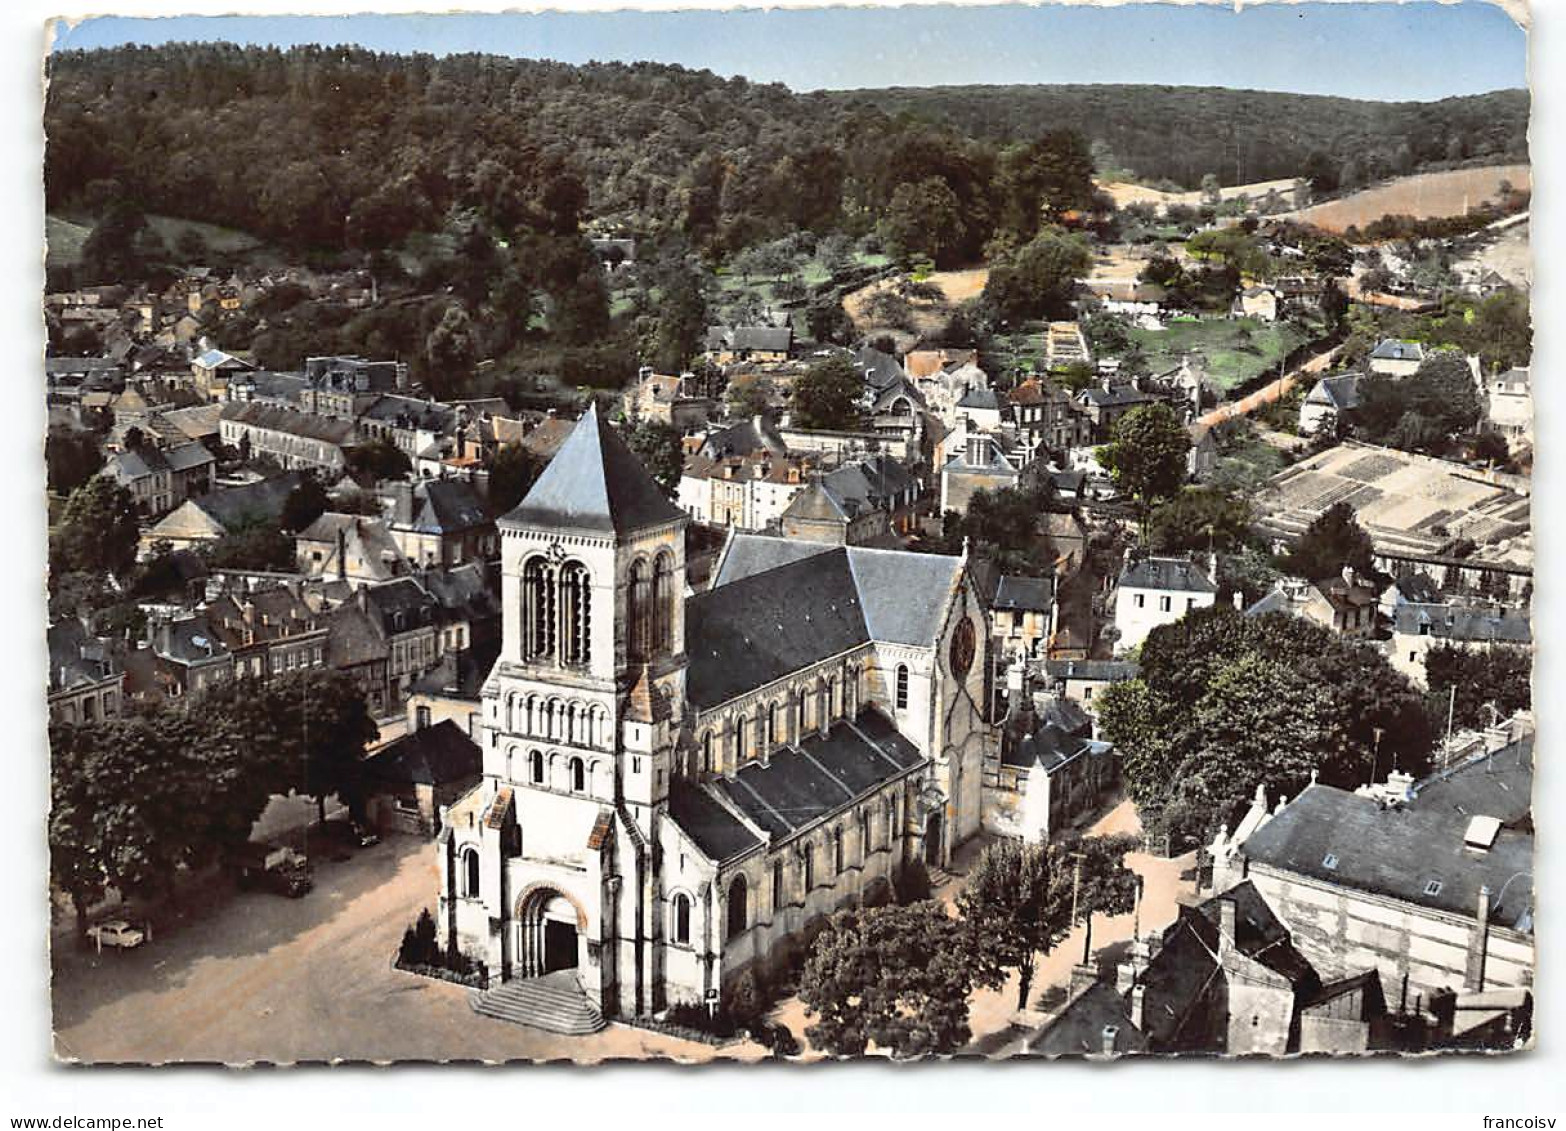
<box><xmin>436</xmin><ymin>404</ymin><xmax>993</xmax><ymax>1022</ymax></box>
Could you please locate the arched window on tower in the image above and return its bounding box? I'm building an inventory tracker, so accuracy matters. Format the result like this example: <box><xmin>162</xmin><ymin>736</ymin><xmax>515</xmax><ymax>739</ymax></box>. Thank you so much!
<box><xmin>726</xmin><ymin>875</ymin><xmax>748</xmax><ymax>941</ymax></box>
<box><xmin>522</xmin><ymin>557</ymin><xmax>556</xmax><ymax>661</ymax></box>
<box><xmin>734</xmin><ymin>716</ymin><xmax>747</xmax><ymax>764</ymax></box>
<box><xmin>560</xmin><ymin>562</ymin><xmax>592</xmax><ymax>667</ymax></box>
<box><xmin>530</xmin><ymin>750</ymin><xmax>544</xmax><ymax>785</ymax></box>
<box><xmin>702</xmin><ymin>731</ymin><xmax>713</xmax><ymax>774</ymax></box>
<box><xmin>672</xmin><ymin>893</ymin><xmax>692</xmax><ymax>945</ymax></box>
<box><xmin>860</xmin><ymin>807</ymin><xmax>873</xmax><ymax>859</ymax></box>
<box><xmin>570</xmin><ymin>757</ymin><xmax>586</xmax><ymax>793</ymax></box>
<box><xmin>833</xmin><ymin>827</ymin><xmax>844</xmax><ymax>874</ymax></box>
<box><xmin>895</xmin><ymin>664</ymin><xmax>910</xmax><ymax>710</ymax></box>
<box><xmin>652</xmin><ymin>552</ymin><xmax>675</xmax><ymax>655</ymax></box>
<box><xmin>461</xmin><ymin>847</ymin><xmax>480</xmax><ymax>898</ymax></box>
<box><xmin>627</xmin><ymin>559</ymin><xmax>652</xmax><ymax>659</ymax></box>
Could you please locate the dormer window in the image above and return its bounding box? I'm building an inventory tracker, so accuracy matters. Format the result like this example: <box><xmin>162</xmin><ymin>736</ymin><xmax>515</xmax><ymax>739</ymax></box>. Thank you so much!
<box><xmin>1322</xmin><ymin>853</ymin><xmax>1339</xmax><ymax>870</ymax></box>
<box><xmin>1423</xmin><ymin>879</ymin><xmax>1443</xmax><ymax>897</ymax></box>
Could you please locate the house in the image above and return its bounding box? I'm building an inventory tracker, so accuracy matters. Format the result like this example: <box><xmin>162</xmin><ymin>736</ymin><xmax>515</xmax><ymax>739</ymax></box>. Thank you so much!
<box><xmin>1246</xmin><ymin>567</ymin><xmax>1380</xmax><ymax>638</ymax></box>
<box><xmin>140</xmin><ymin>473</ymin><xmax>305</xmax><ymax>555</ymax></box>
<box><xmin>1235</xmin><ymin>286</ymin><xmax>1279</xmax><ymax>322</ymax></box>
<box><xmin>1211</xmin><ymin>745</ymin><xmax>1535</xmax><ymax>1023</ymax></box>
<box><xmin>1009</xmin><ymin>377</ymin><xmax>1093</xmax><ymax>454</ymax></box>
<box><xmin>219</xmin><ymin>401</ymin><xmax>357</xmax><ymax>473</ymax></box>
<box><xmin>703</xmin><ymin>325</ymin><xmax>793</xmax><ymax>365</ymax></box>
<box><xmin>991</xmin><ymin>575</ymin><xmax>1055</xmax><ymax>665</ymax></box>
<box><xmin>1042</xmin><ymin>659</ymin><xmax>1139</xmax><ymax>716</ymax></box>
<box><xmin>433</xmin><ymin>406</ymin><xmax>992</xmax><ymax>1023</ymax></box>
<box><xmin>940</xmin><ymin>432</ymin><xmax>1028</xmax><ymax>514</ymax></box>
<box><xmin>954</xmin><ymin>387</ymin><xmax>1003</xmax><ymax>433</ymax></box>
<box><xmin>1076</xmin><ymin>379</ymin><xmax>1157</xmax><ymax>442</ymax></box>
<box><xmin>623</xmin><ymin>370</ymin><xmax>717</xmax><ymax>432</ymax></box>
<box><xmin>192</xmin><ymin>347</ymin><xmax>255</xmax><ymax>400</ymax></box>
<box><xmin>364</xmin><ymin>719</ymin><xmax>483</xmax><ymax>837</ymax></box>
<box><xmin>1110</xmin><ymin>556</ymin><xmax>1217</xmax><ymax>654</ymax></box>
<box><xmin>419</xmin><ymin>562</ymin><xmax>503</xmax><ymax>660</ymax></box>
<box><xmin>989</xmin><ymin>699</ymin><xmax>1116</xmax><ymax>842</ymax></box>
<box><xmin>382</xmin><ymin>479</ymin><xmax>497</xmax><ymax>568</ymax></box>
<box><xmin>1368</xmin><ymin>338</ymin><xmax>1425</xmax><ymax>378</ymax></box>
<box><xmin>1378</xmin><ymin>571</ymin><xmax>1443</xmax><ymax>619</ymax></box>
<box><xmin>161</xmin><ymin>403</ymin><xmax>225</xmax><ymax>447</ymax></box>
<box><xmin>47</xmin><ymin>618</ymin><xmax>125</xmax><ymax>725</ymax></box>
<box><xmin>407</xmin><ymin>649</ymin><xmax>490</xmax><ymax>743</ymax></box>
<box><xmin>1186</xmin><ymin>420</ymin><xmax>1217</xmax><ymax>480</ymax></box>
<box><xmin>1481</xmin><ymin>367</ymin><xmax>1531</xmax><ymax>451</ymax></box>
<box><xmin>203</xmin><ymin>586</ymin><xmax>330</xmax><ymax>681</ymax></box>
<box><xmin>778</xmin><ymin>455</ymin><xmax>922</xmax><ymax>546</ymax></box>
<box><xmin>678</xmin><ymin>450</ymin><xmax>810</xmax><ymax>532</ymax></box>
<box><xmin>1389</xmin><ymin>601</ymin><xmax>1531</xmax><ymax>688</ymax></box>
<box><xmin>295</xmin><ymin>513</ymin><xmax>411</xmax><ymax>586</ymax></box>
<box><xmin>327</xmin><ymin>599</ymin><xmax>393</xmax><ymax>720</ymax></box>
<box><xmin>144</xmin><ymin>612</ymin><xmax>235</xmax><ymax>697</ymax></box>
<box><xmin>1299</xmin><ymin>373</ymin><xmax>1364</xmax><ymax>436</ymax></box>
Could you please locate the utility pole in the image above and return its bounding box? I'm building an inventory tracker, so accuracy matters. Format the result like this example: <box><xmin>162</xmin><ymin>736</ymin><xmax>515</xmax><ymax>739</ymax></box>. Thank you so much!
<box><xmin>1070</xmin><ymin>852</ymin><xmax>1089</xmax><ymax>964</ymax></box>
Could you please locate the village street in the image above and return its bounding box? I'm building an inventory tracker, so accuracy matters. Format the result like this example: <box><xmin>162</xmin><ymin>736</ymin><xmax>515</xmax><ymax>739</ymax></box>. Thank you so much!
<box><xmin>51</xmin><ymin>799</ymin><xmax>1192</xmax><ymax>1064</ymax></box>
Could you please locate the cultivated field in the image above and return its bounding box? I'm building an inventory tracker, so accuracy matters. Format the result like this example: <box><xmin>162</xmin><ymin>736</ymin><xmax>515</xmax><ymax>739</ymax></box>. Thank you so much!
<box><xmin>1099</xmin><ymin>177</ymin><xmax>1300</xmax><ymax>212</ymax></box>
<box><xmin>1129</xmin><ymin>316</ymin><xmax>1312</xmax><ymax>393</ymax></box>
<box><xmin>1287</xmin><ymin>164</ymin><xmax>1531</xmax><ymax>234</ymax></box>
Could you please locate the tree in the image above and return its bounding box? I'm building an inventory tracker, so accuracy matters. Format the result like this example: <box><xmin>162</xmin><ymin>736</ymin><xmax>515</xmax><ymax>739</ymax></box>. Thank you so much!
<box><xmin>1098</xmin><ymin>605</ymin><xmax>1432</xmax><ymax>844</ymax></box>
<box><xmin>725</xmin><ymin>372</ymin><xmax>775</xmax><ymax>420</ymax></box>
<box><xmin>424</xmin><ymin>304</ymin><xmax>478</xmax><ymax>399</ymax></box>
<box><xmin>1425</xmin><ymin>644</ymin><xmax>1532</xmax><ymax>732</ymax></box>
<box><xmin>347</xmin><ymin>438</ymin><xmax>412</xmax><ymax>485</ymax></box>
<box><xmin>622</xmin><ymin>419</ymin><xmax>683</xmax><ymax>497</ymax></box>
<box><xmin>1200</xmin><ymin>173</ymin><xmax>1222</xmax><ymax>206</ymax></box>
<box><xmin>1059</xmin><ymin>833</ymin><xmax>1141</xmax><ymax>962</ymax></box>
<box><xmin>281</xmin><ymin>475</ymin><xmax>331</xmax><ymax>534</ymax></box>
<box><xmin>50</xmin><ymin>475</ymin><xmax>141</xmax><ymax>581</ymax></box>
<box><xmin>799</xmin><ymin>901</ymin><xmax>976</xmax><ymax>1058</ymax></box>
<box><xmin>1148</xmin><ymin>487</ymin><xmax>1251</xmax><ymax>555</ymax></box>
<box><xmin>487</xmin><ymin>443</ymin><xmax>541</xmax><ymax>516</ymax></box>
<box><xmin>648</xmin><ymin>260</ymin><xmax>708</xmax><ymax>373</ymax></box>
<box><xmin>881</xmin><ymin>177</ymin><xmax>965</xmax><ymax>268</ymax></box>
<box><xmin>946</xmin><ymin>486</ymin><xmax>1053</xmax><ymax>577</ymax></box>
<box><xmin>790</xmin><ymin>354</ymin><xmax>865</xmax><ymax>432</ymax></box>
<box><xmin>959</xmin><ymin>839</ymin><xmax>1065</xmax><ymax>1010</ymax></box>
<box><xmin>45</xmin><ymin>428</ymin><xmax>104</xmax><ymax>497</ymax></box>
<box><xmin>981</xmin><ymin>228</ymin><xmax>1092</xmax><ymax>325</ymax></box>
<box><xmin>1098</xmin><ymin>402</ymin><xmax>1192</xmax><ymax>526</ymax></box>
<box><xmin>1283</xmin><ymin>501</ymin><xmax>1375</xmax><ymax>582</ymax></box>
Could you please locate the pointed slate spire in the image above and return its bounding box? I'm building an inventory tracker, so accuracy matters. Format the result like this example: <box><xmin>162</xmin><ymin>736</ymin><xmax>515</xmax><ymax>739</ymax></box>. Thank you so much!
<box><xmin>500</xmin><ymin>402</ymin><xmax>684</xmax><ymax>536</ymax></box>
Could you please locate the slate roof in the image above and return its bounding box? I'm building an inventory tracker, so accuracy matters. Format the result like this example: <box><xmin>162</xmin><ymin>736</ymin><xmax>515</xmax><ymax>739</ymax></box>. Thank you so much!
<box><xmin>419</xmin><ymin>563</ymin><xmax>501</xmax><ymax>623</ymax></box>
<box><xmin>667</xmin><ymin>779</ymin><xmax>763</xmax><ymax>863</ymax></box>
<box><xmin>1370</xmin><ymin>339</ymin><xmax>1425</xmax><ymax>362</ymax></box>
<box><xmin>1392</xmin><ymin>602</ymin><xmax>1531</xmax><ymax>645</ymax></box>
<box><xmin>1412</xmin><ymin>736</ymin><xmax>1533</xmax><ymax>828</ymax></box>
<box><xmin>408</xmin><ymin>479</ymin><xmax>491</xmax><ymax>534</ymax></box>
<box><xmin>1240</xmin><ymin>784</ymin><xmax>1534</xmax><ymax>930</ymax></box>
<box><xmin>297</xmin><ymin>513</ymin><xmax>407</xmax><ymax>582</ymax></box>
<box><xmin>994</xmin><ymin>575</ymin><xmax>1053</xmax><ymax>612</ymax></box>
<box><xmin>1118</xmin><ymin>557</ymin><xmax>1216</xmax><ymax>594</ymax></box>
<box><xmin>156</xmin><ymin>614</ymin><xmax>232</xmax><ymax>665</ymax></box>
<box><xmin>365</xmin><ymin>720</ymin><xmax>481</xmax><ymax>787</ymax></box>
<box><xmin>221</xmin><ymin>401</ymin><xmax>356</xmax><ymax>445</ymax></box>
<box><xmin>1043</xmin><ymin>659</ymin><xmax>1140</xmax><ymax>683</ymax></box>
<box><xmin>164</xmin><ymin>441</ymin><xmax>216</xmax><ymax>473</ymax></box>
<box><xmin>697</xmin><ymin>418</ymin><xmax>782</xmax><ymax>460</ymax></box>
<box><xmin>1306</xmin><ymin>373</ymin><xmax>1363</xmax><ymax>411</ymax></box>
<box><xmin>957</xmin><ymin>387</ymin><xmax>1000</xmax><ymax>411</ymax></box>
<box><xmin>1080</xmin><ymin>385</ymin><xmax>1156</xmax><ymax>409</ymax></box>
<box><xmin>855</xmin><ymin>345</ymin><xmax>906</xmax><ymax>391</ymax></box>
<box><xmin>709</xmin><ymin>534</ymin><xmax>964</xmax><ymax>669</ymax></box>
<box><xmin>705</xmin><ymin>325</ymin><xmax>793</xmax><ymax>354</ymax></box>
<box><xmin>47</xmin><ymin>619</ymin><xmax>119</xmax><ymax>692</ymax></box>
<box><xmin>1387</xmin><ymin>572</ymin><xmax>1444</xmax><ymax>605</ymax></box>
<box><xmin>106</xmin><ymin>447</ymin><xmax>167</xmax><ymax>480</ymax></box>
<box><xmin>1027</xmin><ymin>980</ymin><xmax>1148</xmax><ymax>1057</ymax></box>
<box><xmin>501</xmin><ymin>404</ymin><xmax>685</xmax><ymax>536</ymax></box>
<box><xmin>1006</xmin><ymin>722</ymin><xmax>1111</xmax><ymax>772</ymax></box>
<box><xmin>708</xmin><ymin>708</ymin><xmax>923</xmax><ymax>840</ymax></box>
<box><xmin>327</xmin><ymin>602</ymin><xmax>389</xmax><ymax>667</ymax></box>
<box><xmin>231</xmin><ymin>371</ymin><xmax>309</xmax><ymax>404</ymax></box>
<box><xmin>816</xmin><ymin>456</ymin><xmax>919</xmax><ymax>518</ymax></box>
<box><xmin>194</xmin><ymin>473</ymin><xmax>304</xmax><ymax>532</ymax></box>
<box><xmin>365</xmin><ymin>577</ymin><xmax>442</xmax><ymax>632</ymax></box>
<box><xmin>686</xmin><ymin>549</ymin><xmax>868</xmax><ymax>708</ymax></box>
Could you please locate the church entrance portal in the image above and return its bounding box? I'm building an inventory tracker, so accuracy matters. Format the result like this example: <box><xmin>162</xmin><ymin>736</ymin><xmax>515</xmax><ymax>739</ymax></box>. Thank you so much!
<box><xmin>516</xmin><ymin>889</ymin><xmax>582</xmax><ymax>978</ymax></box>
<box><xmin>923</xmin><ymin>812</ymin><xmax>943</xmax><ymax>868</ymax></box>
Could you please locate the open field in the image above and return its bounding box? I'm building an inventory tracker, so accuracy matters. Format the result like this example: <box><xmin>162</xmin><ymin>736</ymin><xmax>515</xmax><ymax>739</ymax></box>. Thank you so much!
<box><xmin>1099</xmin><ymin>177</ymin><xmax>1300</xmax><ymax>212</ymax></box>
<box><xmin>1459</xmin><ymin>220</ymin><xmax>1531</xmax><ymax>290</ymax></box>
<box><xmin>842</xmin><ymin>266</ymin><xmax>989</xmax><ymax>335</ymax></box>
<box><xmin>46</xmin><ymin>212</ymin><xmax>273</xmax><ymax>270</ymax></box>
<box><xmin>1129</xmin><ymin>316</ymin><xmax>1311</xmax><ymax>393</ymax></box>
<box><xmin>1287</xmin><ymin>164</ymin><xmax>1530</xmax><ymax>234</ymax></box>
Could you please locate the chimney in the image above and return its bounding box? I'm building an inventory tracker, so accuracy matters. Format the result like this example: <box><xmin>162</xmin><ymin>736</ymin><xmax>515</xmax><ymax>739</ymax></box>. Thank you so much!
<box><xmin>337</xmin><ymin>525</ymin><xmax>348</xmax><ymax>582</ymax></box>
<box><xmin>1232</xmin><ymin>590</ymin><xmax>1244</xmax><ymax>611</ymax></box>
<box><xmin>1116</xmin><ymin>961</ymin><xmax>1137</xmax><ymax>995</ymax></box>
<box><xmin>1070</xmin><ymin>962</ymin><xmax>1099</xmax><ymax>999</ymax></box>
<box><xmin>1100</xmin><ymin>1026</ymin><xmax>1119</xmax><ymax>1057</ymax></box>
<box><xmin>1130</xmin><ymin>984</ymin><xmax>1146</xmax><ymax>1031</ymax></box>
<box><xmin>1466</xmin><ymin>885</ymin><xmax>1492</xmax><ymax>991</ymax></box>
<box><xmin>1217</xmin><ymin>897</ymin><xmax>1236</xmax><ymax>963</ymax></box>
<box><xmin>1342</xmin><ymin>563</ymin><xmax>1356</xmax><ymax>587</ymax></box>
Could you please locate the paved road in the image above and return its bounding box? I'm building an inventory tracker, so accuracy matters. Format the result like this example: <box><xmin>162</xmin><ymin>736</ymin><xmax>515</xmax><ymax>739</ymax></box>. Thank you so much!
<box><xmin>51</xmin><ymin>835</ymin><xmax>726</xmax><ymax>1065</ymax></box>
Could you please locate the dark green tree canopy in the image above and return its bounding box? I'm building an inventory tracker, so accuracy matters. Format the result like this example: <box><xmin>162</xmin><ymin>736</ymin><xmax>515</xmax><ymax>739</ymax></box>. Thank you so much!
<box><xmin>789</xmin><ymin>354</ymin><xmax>866</xmax><ymax>432</ymax></box>
<box><xmin>1100</xmin><ymin>402</ymin><xmax>1192</xmax><ymax>519</ymax></box>
<box><xmin>1283</xmin><ymin>500</ymin><xmax>1376</xmax><ymax>582</ymax></box>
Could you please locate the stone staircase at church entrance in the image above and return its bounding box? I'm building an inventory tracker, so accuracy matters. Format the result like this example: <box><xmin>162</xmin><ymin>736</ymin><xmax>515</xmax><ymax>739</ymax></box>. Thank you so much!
<box><xmin>471</xmin><ymin>970</ymin><xmax>606</xmax><ymax>1035</ymax></box>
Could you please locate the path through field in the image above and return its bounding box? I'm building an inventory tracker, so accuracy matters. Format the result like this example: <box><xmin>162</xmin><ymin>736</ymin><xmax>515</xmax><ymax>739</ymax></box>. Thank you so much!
<box><xmin>1195</xmin><ymin>341</ymin><xmax>1340</xmax><ymax>430</ymax></box>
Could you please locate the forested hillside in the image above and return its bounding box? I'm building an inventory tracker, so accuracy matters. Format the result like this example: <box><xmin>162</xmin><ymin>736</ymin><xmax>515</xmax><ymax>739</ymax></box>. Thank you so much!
<box><xmin>836</xmin><ymin>84</ymin><xmax>1529</xmax><ymax>192</ymax></box>
<box><xmin>46</xmin><ymin>45</ymin><xmax>1528</xmax><ymax>261</ymax></box>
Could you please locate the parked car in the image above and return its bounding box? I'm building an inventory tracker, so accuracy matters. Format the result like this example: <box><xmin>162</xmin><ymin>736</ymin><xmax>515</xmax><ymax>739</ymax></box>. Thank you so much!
<box><xmin>230</xmin><ymin>842</ymin><xmax>314</xmax><ymax>898</ymax></box>
<box><xmin>322</xmin><ymin>818</ymin><xmax>380</xmax><ymax>849</ymax></box>
<box><xmin>86</xmin><ymin>918</ymin><xmax>147</xmax><ymax>952</ymax></box>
